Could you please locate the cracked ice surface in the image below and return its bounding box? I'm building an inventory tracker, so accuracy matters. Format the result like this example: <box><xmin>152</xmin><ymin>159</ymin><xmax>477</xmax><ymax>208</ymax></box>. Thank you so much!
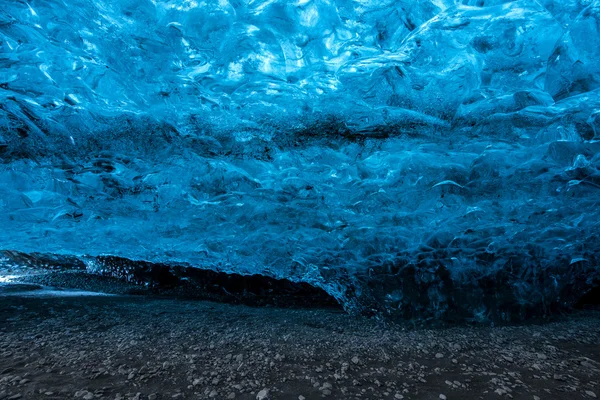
<box><xmin>1</xmin><ymin>0</ymin><xmax>600</xmax><ymax>321</ymax></box>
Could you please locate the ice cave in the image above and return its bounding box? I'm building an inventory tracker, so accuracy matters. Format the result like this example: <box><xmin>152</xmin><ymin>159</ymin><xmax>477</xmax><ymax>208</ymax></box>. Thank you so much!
<box><xmin>1</xmin><ymin>0</ymin><xmax>600</xmax><ymax>323</ymax></box>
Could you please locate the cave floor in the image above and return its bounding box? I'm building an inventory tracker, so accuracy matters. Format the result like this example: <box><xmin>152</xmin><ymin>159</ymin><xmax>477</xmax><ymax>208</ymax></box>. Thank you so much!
<box><xmin>1</xmin><ymin>286</ymin><xmax>599</xmax><ymax>400</ymax></box>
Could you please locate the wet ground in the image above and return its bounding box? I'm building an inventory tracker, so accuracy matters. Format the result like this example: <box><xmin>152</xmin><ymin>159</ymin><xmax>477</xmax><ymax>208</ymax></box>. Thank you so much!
<box><xmin>1</xmin><ymin>277</ymin><xmax>599</xmax><ymax>400</ymax></box>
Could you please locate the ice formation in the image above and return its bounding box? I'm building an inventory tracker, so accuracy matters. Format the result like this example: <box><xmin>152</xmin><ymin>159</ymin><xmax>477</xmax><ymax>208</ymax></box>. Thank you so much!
<box><xmin>1</xmin><ymin>0</ymin><xmax>600</xmax><ymax>322</ymax></box>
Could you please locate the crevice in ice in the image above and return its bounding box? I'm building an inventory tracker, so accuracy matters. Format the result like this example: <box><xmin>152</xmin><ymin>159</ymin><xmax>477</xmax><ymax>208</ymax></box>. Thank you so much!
<box><xmin>1</xmin><ymin>251</ymin><xmax>342</xmax><ymax>310</ymax></box>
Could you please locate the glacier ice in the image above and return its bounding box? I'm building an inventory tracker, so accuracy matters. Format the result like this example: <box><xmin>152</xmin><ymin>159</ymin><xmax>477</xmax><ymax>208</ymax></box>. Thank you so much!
<box><xmin>1</xmin><ymin>0</ymin><xmax>600</xmax><ymax>322</ymax></box>
<box><xmin>546</xmin><ymin>1</ymin><xmax>600</xmax><ymax>100</ymax></box>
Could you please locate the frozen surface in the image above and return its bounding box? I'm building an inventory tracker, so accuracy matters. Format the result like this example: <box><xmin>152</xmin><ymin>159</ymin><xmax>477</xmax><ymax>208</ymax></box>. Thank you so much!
<box><xmin>1</xmin><ymin>0</ymin><xmax>600</xmax><ymax>321</ymax></box>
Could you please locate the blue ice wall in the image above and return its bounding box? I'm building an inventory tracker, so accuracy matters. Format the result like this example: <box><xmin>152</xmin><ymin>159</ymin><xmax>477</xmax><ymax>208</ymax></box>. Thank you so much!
<box><xmin>1</xmin><ymin>0</ymin><xmax>600</xmax><ymax>321</ymax></box>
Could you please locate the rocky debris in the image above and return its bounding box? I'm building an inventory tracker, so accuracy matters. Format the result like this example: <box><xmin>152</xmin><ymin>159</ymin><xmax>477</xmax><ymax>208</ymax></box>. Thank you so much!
<box><xmin>256</xmin><ymin>388</ymin><xmax>270</xmax><ymax>400</ymax></box>
<box><xmin>0</xmin><ymin>294</ymin><xmax>599</xmax><ymax>400</ymax></box>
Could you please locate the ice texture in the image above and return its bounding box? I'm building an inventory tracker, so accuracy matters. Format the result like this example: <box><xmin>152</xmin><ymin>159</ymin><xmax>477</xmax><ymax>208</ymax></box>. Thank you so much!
<box><xmin>1</xmin><ymin>0</ymin><xmax>600</xmax><ymax>322</ymax></box>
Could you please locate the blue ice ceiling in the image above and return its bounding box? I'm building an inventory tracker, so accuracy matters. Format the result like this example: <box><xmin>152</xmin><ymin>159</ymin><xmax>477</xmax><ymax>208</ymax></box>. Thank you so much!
<box><xmin>1</xmin><ymin>0</ymin><xmax>600</xmax><ymax>321</ymax></box>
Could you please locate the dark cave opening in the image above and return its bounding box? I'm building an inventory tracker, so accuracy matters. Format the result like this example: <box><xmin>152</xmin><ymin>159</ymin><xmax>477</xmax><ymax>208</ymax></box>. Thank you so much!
<box><xmin>120</xmin><ymin>257</ymin><xmax>342</xmax><ymax>310</ymax></box>
<box><xmin>575</xmin><ymin>283</ymin><xmax>600</xmax><ymax>309</ymax></box>
<box><xmin>0</xmin><ymin>251</ymin><xmax>342</xmax><ymax>310</ymax></box>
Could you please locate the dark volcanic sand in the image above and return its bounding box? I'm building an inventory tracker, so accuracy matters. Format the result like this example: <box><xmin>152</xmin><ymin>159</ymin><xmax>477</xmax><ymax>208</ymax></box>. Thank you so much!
<box><xmin>1</xmin><ymin>283</ymin><xmax>599</xmax><ymax>400</ymax></box>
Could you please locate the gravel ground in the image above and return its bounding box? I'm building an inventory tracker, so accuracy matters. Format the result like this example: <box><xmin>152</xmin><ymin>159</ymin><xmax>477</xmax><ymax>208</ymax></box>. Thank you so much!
<box><xmin>1</xmin><ymin>283</ymin><xmax>599</xmax><ymax>400</ymax></box>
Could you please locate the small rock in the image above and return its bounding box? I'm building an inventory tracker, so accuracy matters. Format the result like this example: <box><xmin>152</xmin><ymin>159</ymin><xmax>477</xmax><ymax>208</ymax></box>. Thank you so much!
<box><xmin>209</xmin><ymin>390</ymin><xmax>217</xmax><ymax>398</ymax></box>
<box><xmin>582</xmin><ymin>361</ymin><xmax>597</xmax><ymax>369</ymax></box>
<box><xmin>351</xmin><ymin>356</ymin><xmax>359</xmax><ymax>365</ymax></box>
<box><xmin>439</xmin><ymin>395</ymin><xmax>447</xmax><ymax>400</ymax></box>
<box><xmin>435</xmin><ymin>353</ymin><xmax>444</xmax><ymax>359</ymax></box>
<box><xmin>533</xmin><ymin>396</ymin><xmax>540</xmax><ymax>400</ymax></box>
<box><xmin>299</xmin><ymin>396</ymin><xmax>306</xmax><ymax>400</ymax></box>
<box><xmin>394</xmin><ymin>394</ymin><xmax>404</xmax><ymax>400</ymax></box>
<box><xmin>553</xmin><ymin>374</ymin><xmax>566</xmax><ymax>381</ymax></box>
<box><xmin>227</xmin><ymin>393</ymin><xmax>235</xmax><ymax>399</ymax></box>
<box><xmin>256</xmin><ymin>388</ymin><xmax>270</xmax><ymax>400</ymax></box>
<box><xmin>586</xmin><ymin>391</ymin><xmax>597</xmax><ymax>398</ymax></box>
<box><xmin>148</xmin><ymin>395</ymin><xmax>157</xmax><ymax>400</ymax></box>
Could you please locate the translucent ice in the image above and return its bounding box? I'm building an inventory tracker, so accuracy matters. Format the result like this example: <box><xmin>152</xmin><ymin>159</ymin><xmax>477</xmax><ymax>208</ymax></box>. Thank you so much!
<box><xmin>1</xmin><ymin>0</ymin><xmax>599</xmax><ymax>322</ymax></box>
<box><xmin>546</xmin><ymin>1</ymin><xmax>600</xmax><ymax>99</ymax></box>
